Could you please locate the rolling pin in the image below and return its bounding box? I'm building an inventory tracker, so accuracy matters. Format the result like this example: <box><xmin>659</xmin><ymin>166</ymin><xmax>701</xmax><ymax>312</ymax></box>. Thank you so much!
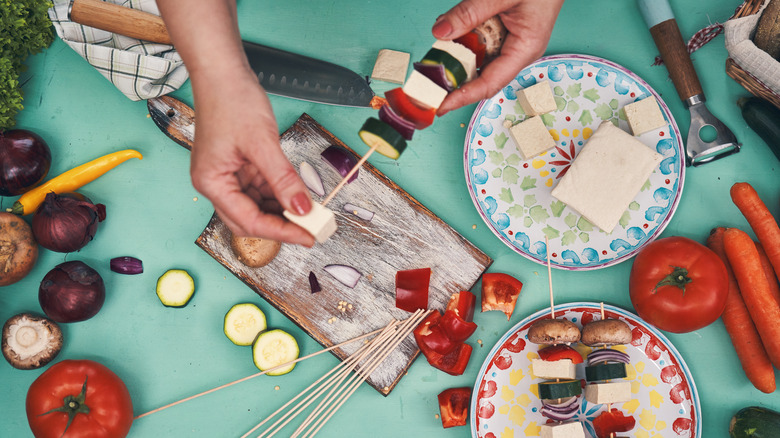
<box><xmin>69</xmin><ymin>0</ymin><xmax>172</xmax><ymax>45</ymax></box>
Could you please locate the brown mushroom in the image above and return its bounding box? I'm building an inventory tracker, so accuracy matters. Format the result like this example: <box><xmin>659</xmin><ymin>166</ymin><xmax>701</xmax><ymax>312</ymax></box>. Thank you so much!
<box><xmin>2</xmin><ymin>313</ymin><xmax>63</xmax><ymax>370</ymax></box>
<box><xmin>230</xmin><ymin>234</ymin><xmax>282</xmax><ymax>268</ymax></box>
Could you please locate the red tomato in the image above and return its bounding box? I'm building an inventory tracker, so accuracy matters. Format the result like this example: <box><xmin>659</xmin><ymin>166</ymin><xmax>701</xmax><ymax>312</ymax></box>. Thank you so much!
<box><xmin>481</xmin><ymin>273</ymin><xmax>523</xmax><ymax>320</ymax></box>
<box><xmin>395</xmin><ymin>267</ymin><xmax>431</xmax><ymax>312</ymax></box>
<box><xmin>454</xmin><ymin>31</ymin><xmax>487</xmax><ymax>67</ymax></box>
<box><xmin>629</xmin><ymin>236</ymin><xmax>728</xmax><ymax>333</ymax></box>
<box><xmin>437</xmin><ymin>387</ymin><xmax>471</xmax><ymax>428</ymax></box>
<box><xmin>426</xmin><ymin>343</ymin><xmax>473</xmax><ymax>376</ymax></box>
<box><xmin>446</xmin><ymin>291</ymin><xmax>476</xmax><ymax>322</ymax></box>
<box><xmin>592</xmin><ymin>408</ymin><xmax>635</xmax><ymax>438</ymax></box>
<box><xmin>26</xmin><ymin>359</ymin><xmax>133</xmax><ymax>438</ymax></box>
<box><xmin>537</xmin><ymin>344</ymin><xmax>583</xmax><ymax>364</ymax></box>
<box><xmin>385</xmin><ymin>88</ymin><xmax>436</xmax><ymax>129</ymax></box>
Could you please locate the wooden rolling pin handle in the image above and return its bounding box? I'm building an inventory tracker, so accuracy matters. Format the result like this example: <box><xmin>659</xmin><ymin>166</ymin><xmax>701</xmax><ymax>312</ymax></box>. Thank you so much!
<box><xmin>648</xmin><ymin>19</ymin><xmax>704</xmax><ymax>102</ymax></box>
<box><xmin>69</xmin><ymin>0</ymin><xmax>172</xmax><ymax>45</ymax></box>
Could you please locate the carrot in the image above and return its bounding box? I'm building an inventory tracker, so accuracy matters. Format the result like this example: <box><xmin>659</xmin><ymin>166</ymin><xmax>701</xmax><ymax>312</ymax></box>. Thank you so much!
<box><xmin>730</xmin><ymin>182</ymin><xmax>780</xmax><ymax>280</ymax></box>
<box><xmin>723</xmin><ymin>227</ymin><xmax>780</xmax><ymax>369</ymax></box>
<box><xmin>708</xmin><ymin>228</ymin><xmax>775</xmax><ymax>393</ymax></box>
<box><xmin>756</xmin><ymin>241</ymin><xmax>780</xmax><ymax>308</ymax></box>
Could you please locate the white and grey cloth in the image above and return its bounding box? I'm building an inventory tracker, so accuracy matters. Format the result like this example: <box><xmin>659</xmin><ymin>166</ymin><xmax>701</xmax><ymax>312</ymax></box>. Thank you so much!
<box><xmin>48</xmin><ymin>0</ymin><xmax>188</xmax><ymax>101</ymax></box>
<box><xmin>725</xmin><ymin>0</ymin><xmax>780</xmax><ymax>95</ymax></box>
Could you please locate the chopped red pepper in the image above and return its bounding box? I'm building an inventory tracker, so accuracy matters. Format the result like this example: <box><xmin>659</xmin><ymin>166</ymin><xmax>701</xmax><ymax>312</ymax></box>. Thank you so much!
<box><xmin>437</xmin><ymin>309</ymin><xmax>477</xmax><ymax>344</ymax></box>
<box><xmin>446</xmin><ymin>291</ymin><xmax>477</xmax><ymax>322</ymax></box>
<box><xmin>426</xmin><ymin>342</ymin><xmax>473</xmax><ymax>376</ymax></box>
<box><xmin>385</xmin><ymin>88</ymin><xmax>436</xmax><ymax>129</ymax></box>
<box><xmin>592</xmin><ymin>408</ymin><xmax>636</xmax><ymax>438</ymax></box>
<box><xmin>437</xmin><ymin>387</ymin><xmax>471</xmax><ymax>428</ymax></box>
<box><xmin>454</xmin><ymin>31</ymin><xmax>487</xmax><ymax>68</ymax></box>
<box><xmin>395</xmin><ymin>267</ymin><xmax>431</xmax><ymax>312</ymax></box>
<box><xmin>481</xmin><ymin>273</ymin><xmax>523</xmax><ymax>320</ymax></box>
<box><xmin>537</xmin><ymin>344</ymin><xmax>584</xmax><ymax>364</ymax></box>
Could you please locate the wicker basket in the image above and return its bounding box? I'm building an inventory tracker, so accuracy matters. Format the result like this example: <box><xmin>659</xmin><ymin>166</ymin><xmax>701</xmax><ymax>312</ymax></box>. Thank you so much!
<box><xmin>725</xmin><ymin>0</ymin><xmax>780</xmax><ymax>109</ymax></box>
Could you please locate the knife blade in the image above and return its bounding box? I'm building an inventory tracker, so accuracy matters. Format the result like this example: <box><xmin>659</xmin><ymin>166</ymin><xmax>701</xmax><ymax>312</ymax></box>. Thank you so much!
<box><xmin>69</xmin><ymin>0</ymin><xmax>376</xmax><ymax>107</ymax></box>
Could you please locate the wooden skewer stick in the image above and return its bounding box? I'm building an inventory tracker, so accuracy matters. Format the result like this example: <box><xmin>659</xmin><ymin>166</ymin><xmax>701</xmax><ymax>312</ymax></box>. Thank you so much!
<box><xmin>545</xmin><ymin>236</ymin><xmax>555</xmax><ymax>319</ymax></box>
<box><xmin>133</xmin><ymin>325</ymin><xmax>390</xmax><ymax>420</ymax></box>
<box><xmin>600</xmin><ymin>301</ymin><xmax>606</xmax><ymax>320</ymax></box>
<box><xmin>322</xmin><ymin>144</ymin><xmax>378</xmax><ymax>207</ymax></box>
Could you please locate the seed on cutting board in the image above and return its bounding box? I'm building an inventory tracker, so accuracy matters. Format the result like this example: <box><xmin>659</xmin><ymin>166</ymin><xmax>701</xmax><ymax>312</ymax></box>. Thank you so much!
<box><xmin>193</xmin><ymin>197</ymin><xmax>198</xmax><ymax>202</ymax></box>
<box><xmin>274</xmin><ymin>386</ymin><xmax>280</xmax><ymax>391</ymax></box>
<box><xmin>472</xmin><ymin>224</ymin><xmax>477</xmax><ymax>229</ymax></box>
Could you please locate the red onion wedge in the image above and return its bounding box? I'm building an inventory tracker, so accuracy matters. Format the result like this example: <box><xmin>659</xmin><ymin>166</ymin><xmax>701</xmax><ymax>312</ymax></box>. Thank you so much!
<box><xmin>323</xmin><ymin>264</ymin><xmax>361</xmax><ymax>288</ymax></box>
<box><xmin>587</xmin><ymin>348</ymin><xmax>630</xmax><ymax>365</ymax></box>
<box><xmin>309</xmin><ymin>271</ymin><xmax>321</xmax><ymax>293</ymax></box>
<box><xmin>378</xmin><ymin>105</ymin><xmax>415</xmax><ymax>141</ymax></box>
<box><xmin>413</xmin><ymin>62</ymin><xmax>454</xmax><ymax>92</ymax></box>
<box><xmin>342</xmin><ymin>203</ymin><xmax>374</xmax><ymax>221</ymax></box>
<box><xmin>110</xmin><ymin>257</ymin><xmax>143</xmax><ymax>275</ymax></box>
<box><xmin>299</xmin><ymin>161</ymin><xmax>325</xmax><ymax>196</ymax></box>
<box><xmin>321</xmin><ymin>146</ymin><xmax>358</xmax><ymax>183</ymax></box>
<box><xmin>541</xmin><ymin>397</ymin><xmax>579</xmax><ymax>421</ymax></box>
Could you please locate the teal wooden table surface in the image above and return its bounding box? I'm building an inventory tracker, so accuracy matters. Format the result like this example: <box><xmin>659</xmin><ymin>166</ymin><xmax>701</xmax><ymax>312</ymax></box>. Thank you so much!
<box><xmin>2</xmin><ymin>0</ymin><xmax>779</xmax><ymax>437</ymax></box>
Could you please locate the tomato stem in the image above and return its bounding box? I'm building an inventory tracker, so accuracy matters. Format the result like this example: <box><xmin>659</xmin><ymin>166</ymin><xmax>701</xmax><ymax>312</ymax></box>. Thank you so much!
<box><xmin>653</xmin><ymin>266</ymin><xmax>692</xmax><ymax>294</ymax></box>
<box><xmin>39</xmin><ymin>375</ymin><xmax>90</xmax><ymax>438</ymax></box>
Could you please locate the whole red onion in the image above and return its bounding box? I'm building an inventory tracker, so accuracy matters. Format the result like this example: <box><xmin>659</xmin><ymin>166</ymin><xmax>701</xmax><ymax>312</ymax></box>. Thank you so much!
<box><xmin>0</xmin><ymin>129</ymin><xmax>52</xmax><ymax>196</ymax></box>
<box><xmin>39</xmin><ymin>260</ymin><xmax>105</xmax><ymax>323</ymax></box>
<box><xmin>32</xmin><ymin>192</ymin><xmax>106</xmax><ymax>253</ymax></box>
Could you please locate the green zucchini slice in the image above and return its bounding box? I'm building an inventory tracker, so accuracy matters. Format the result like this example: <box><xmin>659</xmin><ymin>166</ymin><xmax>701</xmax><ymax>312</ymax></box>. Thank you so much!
<box><xmin>359</xmin><ymin>117</ymin><xmax>407</xmax><ymax>159</ymax></box>
<box><xmin>224</xmin><ymin>303</ymin><xmax>267</xmax><ymax>346</ymax></box>
<box><xmin>156</xmin><ymin>269</ymin><xmax>195</xmax><ymax>307</ymax></box>
<box><xmin>585</xmin><ymin>362</ymin><xmax>628</xmax><ymax>382</ymax></box>
<box><xmin>421</xmin><ymin>48</ymin><xmax>468</xmax><ymax>87</ymax></box>
<box><xmin>252</xmin><ymin>329</ymin><xmax>299</xmax><ymax>375</ymax></box>
<box><xmin>538</xmin><ymin>379</ymin><xmax>582</xmax><ymax>400</ymax></box>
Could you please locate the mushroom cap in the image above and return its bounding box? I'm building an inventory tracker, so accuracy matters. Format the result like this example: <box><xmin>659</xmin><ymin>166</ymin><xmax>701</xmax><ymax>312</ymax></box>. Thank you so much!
<box><xmin>527</xmin><ymin>318</ymin><xmax>581</xmax><ymax>345</ymax></box>
<box><xmin>581</xmin><ymin>318</ymin><xmax>632</xmax><ymax>346</ymax></box>
<box><xmin>2</xmin><ymin>313</ymin><xmax>63</xmax><ymax>370</ymax></box>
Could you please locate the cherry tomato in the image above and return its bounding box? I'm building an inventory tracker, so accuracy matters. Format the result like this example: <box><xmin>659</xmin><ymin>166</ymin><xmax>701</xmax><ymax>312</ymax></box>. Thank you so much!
<box><xmin>592</xmin><ymin>408</ymin><xmax>635</xmax><ymax>438</ymax></box>
<box><xmin>481</xmin><ymin>273</ymin><xmax>523</xmax><ymax>320</ymax></box>
<box><xmin>437</xmin><ymin>387</ymin><xmax>471</xmax><ymax>428</ymax></box>
<box><xmin>446</xmin><ymin>291</ymin><xmax>476</xmax><ymax>322</ymax></box>
<box><xmin>538</xmin><ymin>344</ymin><xmax>583</xmax><ymax>364</ymax></box>
<box><xmin>26</xmin><ymin>359</ymin><xmax>133</xmax><ymax>438</ymax></box>
<box><xmin>385</xmin><ymin>88</ymin><xmax>436</xmax><ymax>129</ymax></box>
<box><xmin>395</xmin><ymin>267</ymin><xmax>430</xmax><ymax>312</ymax></box>
<box><xmin>629</xmin><ymin>236</ymin><xmax>728</xmax><ymax>333</ymax></box>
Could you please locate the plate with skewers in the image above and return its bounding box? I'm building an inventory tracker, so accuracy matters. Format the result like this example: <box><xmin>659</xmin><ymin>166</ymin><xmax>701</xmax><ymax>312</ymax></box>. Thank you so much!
<box><xmin>470</xmin><ymin>302</ymin><xmax>701</xmax><ymax>438</ymax></box>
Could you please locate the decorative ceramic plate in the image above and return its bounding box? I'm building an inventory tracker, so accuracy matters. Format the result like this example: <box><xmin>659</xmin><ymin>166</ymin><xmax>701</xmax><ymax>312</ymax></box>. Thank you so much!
<box><xmin>470</xmin><ymin>302</ymin><xmax>701</xmax><ymax>438</ymax></box>
<box><xmin>464</xmin><ymin>54</ymin><xmax>685</xmax><ymax>270</ymax></box>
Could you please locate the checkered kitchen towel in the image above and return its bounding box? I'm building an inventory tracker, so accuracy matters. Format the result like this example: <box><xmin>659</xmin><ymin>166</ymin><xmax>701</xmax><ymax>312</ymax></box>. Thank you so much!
<box><xmin>48</xmin><ymin>0</ymin><xmax>188</xmax><ymax>101</ymax></box>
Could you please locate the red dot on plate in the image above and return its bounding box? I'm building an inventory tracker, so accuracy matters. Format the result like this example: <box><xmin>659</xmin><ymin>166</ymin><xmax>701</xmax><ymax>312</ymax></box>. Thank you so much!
<box><xmin>643</xmin><ymin>224</ymin><xmax>649</xmax><ymax>229</ymax></box>
<box><xmin>551</xmin><ymin>252</ymin><xmax>558</xmax><ymax>258</ymax></box>
<box><xmin>659</xmin><ymin>131</ymin><xmax>665</xmax><ymax>136</ymax></box>
<box><xmin>499</xmin><ymin>98</ymin><xmax>504</xmax><ymax>103</ymax></box>
<box><xmin>481</xmin><ymin>189</ymin><xmax>486</xmax><ymax>194</ymax></box>
<box><xmin>478</xmin><ymin>140</ymin><xmax>483</xmax><ymax>145</ymax></box>
<box><xmin>602</xmin><ymin>250</ymin><xmax>608</xmax><ymax>255</ymax></box>
<box><xmin>539</xmin><ymin>73</ymin><xmax>545</xmax><ymax>79</ymax></box>
<box><xmin>587</xmin><ymin>72</ymin><xmax>593</xmax><ymax>77</ymax></box>
<box><xmin>630</xmin><ymin>92</ymin><xmax>636</xmax><ymax>98</ymax></box>
<box><xmin>508</xmin><ymin>230</ymin><xmax>514</xmax><ymax>235</ymax></box>
<box><xmin>565</xmin><ymin>116</ymin><xmax>571</xmax><ymax>122</ymax></box>
<box><xmin>523</xmin><ymin>163</ymin><xmax>529</xmax><ymax>168</ymax></box>
<box><xmin>665</xmin><ymin>179</ymin><xmax>671</xmax><ymax>184</ymax></box>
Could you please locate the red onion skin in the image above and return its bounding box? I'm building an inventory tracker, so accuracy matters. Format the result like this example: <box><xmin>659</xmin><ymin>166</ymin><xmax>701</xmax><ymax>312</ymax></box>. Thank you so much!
<box><xmin>32</xmin><ymin>192</ymin><xmax>106</xmax><ymax>253</ymax></box>
<box><xmin>39</xmin><ymin>260</ymin><xmax>105</xmax><ymax>323</ymax></box>
<box><xmin>0</xmin><ymin>129</ymin><xmax>52</xmax><ymax>196</ymax></box>
<box><xmin>321</xmin><ymin>146</ymin><xmax>358</xmax><ymax>183</ymax></box>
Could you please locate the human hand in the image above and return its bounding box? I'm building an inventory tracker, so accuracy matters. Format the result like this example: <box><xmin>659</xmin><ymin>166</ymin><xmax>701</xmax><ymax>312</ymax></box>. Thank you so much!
<box><xmin>433</xmin><ymin>0</ymin><xmax>565</xmax><ymax>115</ymax></box>
<box><xmin>189</xmin><ymin>69</ymin><xmax>316</xmax><ymax>247</ymax></box>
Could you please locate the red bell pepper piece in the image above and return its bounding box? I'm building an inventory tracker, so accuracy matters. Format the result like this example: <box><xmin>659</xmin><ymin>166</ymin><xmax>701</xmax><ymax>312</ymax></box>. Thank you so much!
<box><xmin>385</xmin><ymin>88</ymin><xmax>436</xmax><ymax>129</ymax></box>
<box><xmin>395</xmin><ymin>267</ymin><xmax>431</xmax><ymax>312</ymax></box>
<box><xmin>437</xmin><ymin>387</ymin><xmax>471</xmax><ymax>428</ymax></box>
<box><xmin>438</xmin><ymin>309</ymin><xmax>477</xmax><ymax>344</ymax></box>
<box><xmin>592</xmin><ymin>408</ymin><xmax>636</xmax><ymax>438</ymax></box>
<box><xmin>414</xmin><ymin>311</ymin><xmax>457</xmax><ymax>356</ymax></box>
<box><xmin>481</xmin><ymin>272</ymin><xmax>523</xmax><ymax>320</ymax></box>
<box><xmin>426</xmin><ymin>342</ymin><xmax>473</xmax><ymax>376</ymax></box>
<box><xmin>446</xmin><ymin>290</ymin><xmax>477</xmax><ymax>322</ymax></box>
<box><xmin>454</xmin><ymin>31</ymin><xmax>487</xmax><ymax>68</ymax></box>
<box><xmin>537</xmin><ymin>344</ymin><xmax>584</xmax><ymax>364</ymax></box>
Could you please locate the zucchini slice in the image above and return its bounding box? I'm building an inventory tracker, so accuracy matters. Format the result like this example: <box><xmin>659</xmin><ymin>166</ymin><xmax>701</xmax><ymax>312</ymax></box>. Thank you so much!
<box><xmin>585</xmin><ymin>362</ymin><xmax>628</xmax><ymax>382</ymax></box>
<box><xmin>224</xmin><ymin>303</ymin><xmax>267</xmax><ymax>346</ymax></box>
<box><xmin>359</xmin><ymin>117</ymin><xmax>408</xmax><ymax>159</ymax></box>
<box><xmin>421</xmin><ymin>48</ymin><xmax>468</xmax><ymax>87</ymax></box>
<box><xmin>156</xmin><ymin>269</ymin><xmax>195</xmax><ymax>307</ymax></box>
<box><xmin>538</xmin><ymin>379</ymin><xmax>582</xmax><ymax>401</ymax></box>
<box><xmin>252</xmin><ymin>329</ymin><xmax>299</xmax><ymax>375</ymax></box>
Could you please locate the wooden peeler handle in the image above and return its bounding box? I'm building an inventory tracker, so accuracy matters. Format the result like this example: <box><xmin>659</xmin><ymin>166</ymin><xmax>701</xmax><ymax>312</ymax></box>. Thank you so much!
<box><xmin>637</xmin><ymin>0</ymin><xmax>703</xmax><ymax>102</ymax></box>
<box><xmin>69</xmin><ymin>0</ymin><xmax>172</xmax><ymax>45</ymax></box>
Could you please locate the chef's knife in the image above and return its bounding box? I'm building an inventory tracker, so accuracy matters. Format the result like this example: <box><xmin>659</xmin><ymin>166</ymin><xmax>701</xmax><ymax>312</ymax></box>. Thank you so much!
<box><xmin>69</xmin><ymin>0</ymin><xmax>376</xmax><ymax>107</ymax></box>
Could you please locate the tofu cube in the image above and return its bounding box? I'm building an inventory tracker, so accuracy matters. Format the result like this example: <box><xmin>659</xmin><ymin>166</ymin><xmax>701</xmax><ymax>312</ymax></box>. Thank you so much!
<box><xmin>550</xmin><ymin>122</ymin><xmax>663</xmax><ymax>233</ymax></box>
<box><xmin>531</xmin><ymin>359</ymin><xmax>576</xmax><ymax>380</ymax></box>
<box><xmin>584</xmin><ymin>381</ymin><xmax>632</xmax><ymax>405</ymax></box>
<box><xmin>509</xmin><ymin>116</ymin><xmax>556</xmax><ymax>160</ymax></box>
<box><xmin>518</xmin><ymin>81</ymin><xmax>557</xmax><ymax>116</ymax></box>
<box><xmin>402</xmin><ymin>70</ymin><xmax>448</xmax><ymax>110</ymax></box>
<box><xmin>283</xmin><ymin>202</ymin><xmax>337</xmax><ymax>243</ymax></box>
<box><xmin>540</xmin><ymin>421</ymin><xmax>586</xmax><ymax>438</ymax></box>
<box><xmin>371</xmin><ymin>49</ymin><xmax>410</xmax><ymax>84</ymax></box>
<box><xmin>624</xmin><ymin>96</ymin><xmax>667</xmax><ymax>135</ymax></box>
<box><xmin>432</xmin><ymin>39</ymin><xmax>478</xmax><ymax>82</ymax></box>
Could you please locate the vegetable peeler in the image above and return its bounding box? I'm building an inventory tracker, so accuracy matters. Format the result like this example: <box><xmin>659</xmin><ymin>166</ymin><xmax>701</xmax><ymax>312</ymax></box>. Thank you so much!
<box><xmin>637</xmin><ymin>0</ymin><xmax>739</xmax><ymax>166</ymax></box>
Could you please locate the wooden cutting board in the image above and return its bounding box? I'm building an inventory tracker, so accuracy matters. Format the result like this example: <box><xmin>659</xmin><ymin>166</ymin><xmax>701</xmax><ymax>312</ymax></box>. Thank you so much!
<box><xmin>192</xmin><ymin>113</ymin><xmax>492</xmax><ymax>395</ymax></box>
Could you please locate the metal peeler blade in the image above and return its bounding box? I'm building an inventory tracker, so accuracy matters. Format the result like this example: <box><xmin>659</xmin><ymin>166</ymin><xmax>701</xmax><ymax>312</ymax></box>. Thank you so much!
<box><xmin>686</xmin><ymin>95</ymin><xmax>740</xmax><ymax>166</ymax></box>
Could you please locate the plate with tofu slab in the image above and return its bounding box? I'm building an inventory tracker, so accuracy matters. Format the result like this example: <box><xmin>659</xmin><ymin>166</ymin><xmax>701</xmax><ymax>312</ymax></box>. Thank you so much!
<box><xmin>470</xmin><ymin>302</ymin><xmax>701</xmax><ymax>438</ymax></box>
<box><xmin>464</xmin><ymin>54</ymin><xmax>685</xmax><ymax>270</ymax></box>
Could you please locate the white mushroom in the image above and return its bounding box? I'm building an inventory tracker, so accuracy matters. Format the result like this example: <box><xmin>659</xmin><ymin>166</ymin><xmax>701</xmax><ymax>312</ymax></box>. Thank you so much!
<box><xmin>2</xmin><ymin>313</ymin><xmax>63</xmax><ymax>370</ymax></box>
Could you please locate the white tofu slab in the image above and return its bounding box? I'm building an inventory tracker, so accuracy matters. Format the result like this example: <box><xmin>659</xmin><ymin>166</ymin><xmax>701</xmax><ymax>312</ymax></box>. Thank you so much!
<box><xmin>371</xmin><ymin>49</ymin><xmax>410</xmax><ymax>84</ymax></box>
<box><xmin>624</xmin><ymin>96</ymin><xmax>667</xmax><ymax>135</ymax></box>
<box><xmin>402</xmin><ymin>70</ymin><xmax>448</xmax><ymax>110</ymax></box>
<box><xmin>550</xmin><ymin>122</ymin><xmax>662</xmax><ymax>233</ymax></box>
<box><xmin>283</xmin><ymin>202</ymin><xmax>337</xmax><ymax>243</ymax></box>
<box><xmin>540</xmin><ymin>421</ymin><xmax>586</xmax><ymax>438</ymax></box>
<box><xmin>509</xmin><ymin>116</ymin><xmax>556</xmax><ymax>160</ymax></box>
<box><xmin>584</xmin><ymin>381</ymin><xmax>632</xmax><ymax>405</ymax></box>
<box><xmin>531</xmin><ymin>358</ymin><xmax>576</xmax><ymax>380</ymax></box>
<box><xmin>518</xmin><ymin>80</ymin><xmax>557</xmax><ymax>116</ymax></box>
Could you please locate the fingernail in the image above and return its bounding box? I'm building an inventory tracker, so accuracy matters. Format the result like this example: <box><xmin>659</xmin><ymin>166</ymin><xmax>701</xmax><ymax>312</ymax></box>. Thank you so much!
<box><xmin>290</xmin><ymin>192</ymin><xmax>312</xmax><ymax>216</ymax></box>
<box><xmin>432</xmin><ymin>18</ymin><xmax>452</xmax><ymax>38</ymax></box>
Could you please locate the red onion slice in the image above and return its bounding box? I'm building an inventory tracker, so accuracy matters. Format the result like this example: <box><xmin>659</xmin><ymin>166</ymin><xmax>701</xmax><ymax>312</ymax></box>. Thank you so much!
<box><xmin>299</xmin><ymin>161</ymin><xmax>325</xmax><ymax>196</ymax></box>
<box><xmin>323</xmin><ymin>264</ymin><xmax>362</xmax><ymax>288</ymax></box>
<box><xmin>343</xmin><ymin>203</ymin><xmax>374</xmax><ymax>221</ymax></box>
<box><xmin>378</xmin><ymin>105</ymin><xmax>415</xmax><ymax>141</ymax></box>
<box><xmin>587</xmin><ymin>348</ymin><xmax>630</xmax><ymax>366</ymax></box>
<box><xmin>413</xmin><ymin>62</ymin><xmax>454</xmax><ymax>92</ymax></box>
<box><xmin>541</xmin><ymin>396</ymin><xmax>580</xmax><ymax>421</ymax></box>
<box><xmin>540</xmin><ymin>407</ymin><xmax>578</xmax><ymax>422</ymax></box>
<box><xmin>110</xmin><ymin>257</ymin><xmax>143</xmax><ymax>275</ymax></box>
<box><xmin>308</xmin><ymin>271</ymin><xmax>321</xmax><ymax>293</ymax></box>
<box><xmin>321</xmin><ymin>146</ymin><xmax>358</xmax><ymax>183</ymax></box>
